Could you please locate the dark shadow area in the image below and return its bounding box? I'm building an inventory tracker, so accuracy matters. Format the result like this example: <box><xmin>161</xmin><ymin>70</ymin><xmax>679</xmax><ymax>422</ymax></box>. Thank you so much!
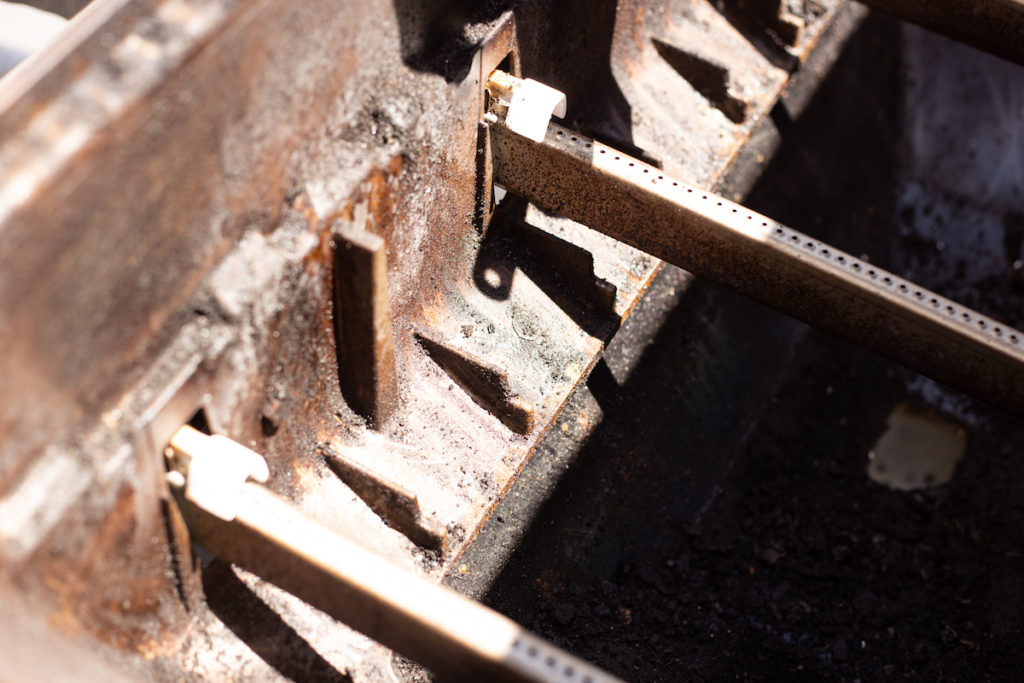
<box><xmin>19</xmin><ymin>0</ymin><xmax>90</xmax><ymax>19</ymax></box>
<box><xmin>710</xmin><ymin>0</ymin><xmax>801</xmax><ymax>71</ymax></box>
<box><xmin>742</xmin><ymin>13</ymin><xmax>904</xmax><ymax>267</ymax></box>
<box><xmin>473</xmin><ymin>13</ymin><xmax>1022</xmax><ymax>681</ymax></box>
<box><xmin>394</xmin><ymin>0</ymin><xmax>638</xmax><ymax>150</ymax></box>
<box><xmin>391</xmin><ymin>0</ymin><xmax>515</xmax><ymax>82</ymax></box>
<box><xmin>653</xmin><ymin>38</ymin><xmax>749</xmax><ymax>124</ymax></box>
<box><xmin>203</xmin><ymin>561</ymin><xmax>351</xmax><ymax>682</ymax></box>
<box><xmin>482</xmin><ymin>263</ymin><xmax>808</xmax><ymax>596</ymax></box>
<box><xmin>159</xmin><ymin>498</ymin><xmax>192</xmax><ymax>609</ymax></box>
<box><xmin>513</xmin><ymin>0</ymin><xmax>634</xmax><ymax>149</ymax></box>
<box><xmin>476</xmin><ymin>9</ymin><xmax>906</xmax><ymax>600</ymax></box>
<box><xmin>392</xmin><ymin>0</ymin><xmax>637</xmax><ymax>156</ymax></box>
<box><xmin>471</xmin><ymin>198</ymin><xmax>622</xmax><ymax>341</ymax></box>
<box><xmin>584</xmin><ymin>357</ymin><xmax>619</xmax><ymax>409</ymax></box>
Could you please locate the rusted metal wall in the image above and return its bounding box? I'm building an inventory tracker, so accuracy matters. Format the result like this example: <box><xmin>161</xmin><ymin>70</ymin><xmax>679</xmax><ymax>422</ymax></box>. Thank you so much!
<box><xmin>0</xmin><ymin>0</ymin><xmax>864</xmax><ymax>678</ymax></box>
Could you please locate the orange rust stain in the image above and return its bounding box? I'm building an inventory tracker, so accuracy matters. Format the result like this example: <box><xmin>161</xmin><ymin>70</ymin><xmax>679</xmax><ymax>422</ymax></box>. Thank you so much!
<box><xmin>419</xmin><ymin>292</ymin><xmax>449</xmax><ymax>328</ymax></box>
<box><xmin>387</xmin><ymin>154</ymin><xmax>403</xmax><ymax>177</ymax></box>
<box><xmin>633</xmin><ymin>5</ymin><xmax>646</xmax><ymax>53</ymax></box>
<box><xmin>320</xmin><ymin>156</ymin><xmax>403</xmax><ymax>245</ymax></box>
<box><xmin>39</xmin><ymin>485</ymin><xmax>189</xmax><ymax>655</ymax></box>
<box><xmin>292</xmin><ymin>461</ymin><xmax>323</xmax><ymax>492</ymax></box>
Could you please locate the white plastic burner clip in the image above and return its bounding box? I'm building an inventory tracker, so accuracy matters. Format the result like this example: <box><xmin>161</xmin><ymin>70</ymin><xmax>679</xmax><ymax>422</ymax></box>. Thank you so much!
<box><xmin>485</xmin><ymin>69</ymin><xmax>567</xmax><ymax>143</ymax></box>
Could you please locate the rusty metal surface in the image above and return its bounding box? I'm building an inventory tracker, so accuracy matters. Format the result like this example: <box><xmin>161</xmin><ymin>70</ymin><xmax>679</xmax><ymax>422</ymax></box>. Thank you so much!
<box><xmin>333</xmin><ymin>223</ymin><xmax>400</xmax><ymax>427</ymax></box>
<box><xmin>167</xmin><ymin>426</ymin><xmax>621</xmax><ymax>682</ymax></box>
<box><xmin>857</xmin><ymin>0</ymin><xmax>1024</xmax><ymax>66</ymax></box>
<box><xmin>479</xmin><ymin>21</ymin><xmax>1024</xmax><ymax>677</ymax></box>
<box><xmin>14</xmin><ymin>0</ymin><xmax>90</xmax><ymax>17</ymax></box>
<box><xmin>491</xmin><ymin>119</ymin><xmax>1024</xmax><ymax>416</ymax></box>
<box><xmin>0</xmin><ymin>0</ymin><xmax>870</xmax><ymax>679</ymax></box>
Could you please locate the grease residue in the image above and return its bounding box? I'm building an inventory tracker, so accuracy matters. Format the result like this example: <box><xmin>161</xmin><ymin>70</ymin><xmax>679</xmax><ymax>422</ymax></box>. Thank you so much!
<box><xmin>868</xmin><ymin>403</ymin><xmax>966</xmax><ymax>491</ymax></box>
